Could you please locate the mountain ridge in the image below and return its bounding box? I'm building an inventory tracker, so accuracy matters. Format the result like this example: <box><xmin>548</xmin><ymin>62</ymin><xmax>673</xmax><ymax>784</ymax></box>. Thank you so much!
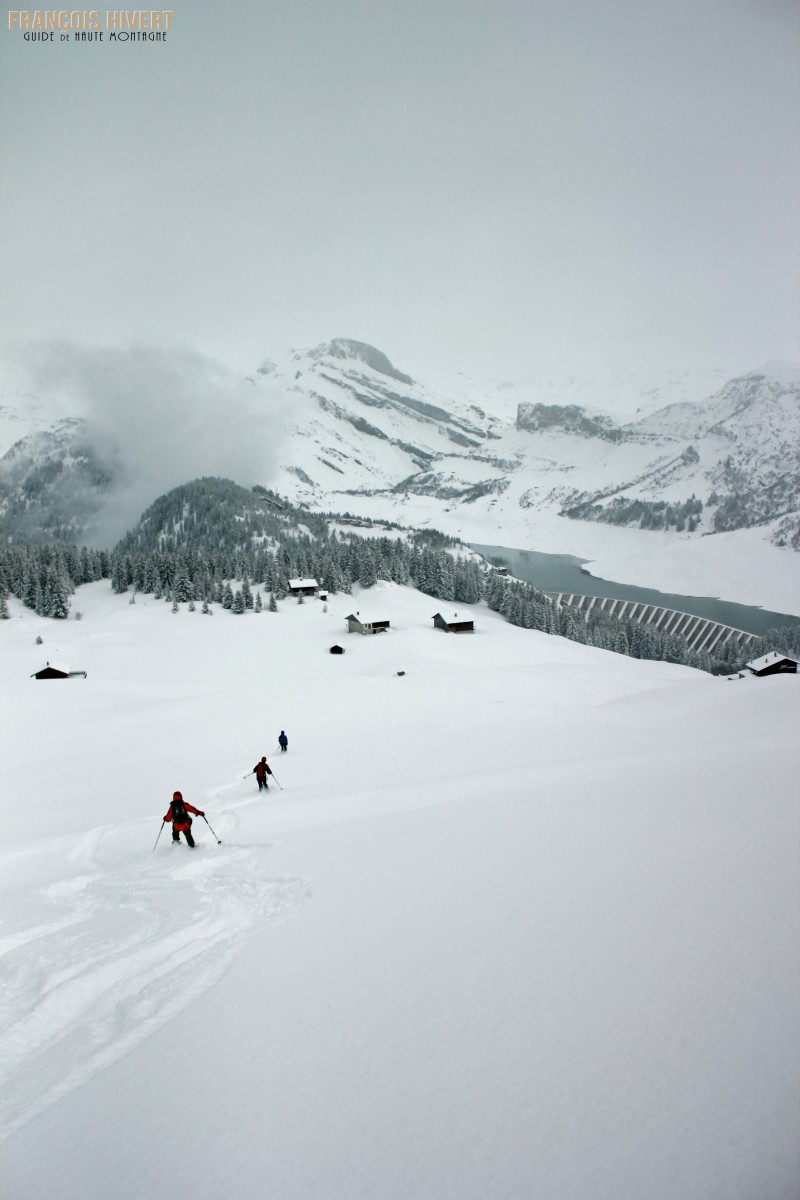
<box><xmin>0</xmin><ymin>342</ymin><xmax>797</xmax><ymax>561</ymax></box>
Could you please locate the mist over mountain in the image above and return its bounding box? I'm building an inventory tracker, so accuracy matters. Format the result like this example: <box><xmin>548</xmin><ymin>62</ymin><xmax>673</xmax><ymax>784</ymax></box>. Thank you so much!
<box><xmin>0</xmin><ymin>339</ymin><xmax>798</xmax><ymax>567</ymax></box>
<box><xmin>0</xmin><ymin>342</ymin><xmax>290</xmax><ymax>546</ymax></box>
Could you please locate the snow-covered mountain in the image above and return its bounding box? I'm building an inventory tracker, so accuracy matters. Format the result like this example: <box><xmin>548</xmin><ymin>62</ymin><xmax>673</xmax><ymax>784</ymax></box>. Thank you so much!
<box><xmin>259</xmin><ymin>341</ymin><xmax>800</xmax><ymax>548</ymax></box>
<box><xmin>568</xmin><ymin>362</ymin><xmax>800</xmax><ymax>542</ymax></box>
<box><xmin>1</xmin><ymin>340</ymin><xmax>798</xmax><ymax>606</ymax></box>
<box><xmin>0</xmin><ymin>416</ymin><xmax>116</xmax><ymax>542</ymax></box>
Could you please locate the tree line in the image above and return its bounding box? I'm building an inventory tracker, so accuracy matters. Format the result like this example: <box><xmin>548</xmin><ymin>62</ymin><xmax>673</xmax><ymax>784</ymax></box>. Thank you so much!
<box><xmin>3</xmin><ymin>535</ymin><xmax>799</xmax><ymax>673</ymax></box>
<box><xmin>2</xmin><ymin>475</ymin><xmax>798</xmax><ymax>673</ymax></box>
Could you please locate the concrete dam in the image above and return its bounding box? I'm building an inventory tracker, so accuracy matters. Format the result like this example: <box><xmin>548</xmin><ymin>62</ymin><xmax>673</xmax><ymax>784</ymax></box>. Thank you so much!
<box><xmin>545</xmin><ymin>592</ymin><xmax>761</xmax><ymax>657</ymax></box>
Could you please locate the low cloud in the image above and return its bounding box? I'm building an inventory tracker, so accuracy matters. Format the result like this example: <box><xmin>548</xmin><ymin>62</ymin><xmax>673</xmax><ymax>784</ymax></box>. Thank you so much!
<box><xmin>12</xmin><ymin>341</ymin><xmax>289</xmax><ymax>547</ymax></box>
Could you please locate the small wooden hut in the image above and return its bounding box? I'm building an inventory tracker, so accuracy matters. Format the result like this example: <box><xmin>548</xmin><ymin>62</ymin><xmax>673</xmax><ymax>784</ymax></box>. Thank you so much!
<box><xmin>31</xmin><ymin>661</ymin><xmax>87</xmax><ymax>680</ymax></box>
<box><xmin>432</xmin><ymin>613</ymin><xmax>475</xmax><ymax>633</ymax></box>
<box><xmin>346</xmin><ymin>614</ymin><xmax>390</xmax><ymax>635</ymax></box>
<box><xmin>288</xmin><ymin>578</ymin><xmax>318</xmax><ymax>597</ymax></box>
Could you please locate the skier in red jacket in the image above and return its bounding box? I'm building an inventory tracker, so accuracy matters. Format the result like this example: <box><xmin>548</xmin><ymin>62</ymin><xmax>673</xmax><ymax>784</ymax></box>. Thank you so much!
<box><xmin>164</xmin><ymin>790</ymin><xmax>204</xmax><ymax>847</ymax></box>
<box><xmin>253</xmin><ymin>757</ymin><xmax>272</xmax><ymax>791</ymax></box>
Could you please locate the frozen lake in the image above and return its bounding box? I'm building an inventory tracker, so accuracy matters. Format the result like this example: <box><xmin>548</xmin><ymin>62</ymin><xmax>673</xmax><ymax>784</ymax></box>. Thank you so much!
<box><xmin>471</xmin><ymin>544</ymin><xmax>800</xmax><ymax>638</ymax></box>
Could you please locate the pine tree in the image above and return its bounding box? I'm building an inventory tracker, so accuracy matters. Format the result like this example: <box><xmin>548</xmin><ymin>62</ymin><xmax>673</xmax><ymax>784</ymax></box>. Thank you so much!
<box><xmin>377</xmin><ymin>554</ymin><xmax>392</xmax><ymax>582</ymax></box>
<box><xmin>22</xmin><ymin>565</ymin><xmax>39</xmax><ymax>610</ymax></box>
<box><xmin>358</xmin><ymin>547</ymin><xmax>377</xmax><ymax>588</ymax></box>
<box><xmin>79</xmin><ymin>546</ymin><xmax>94</xmax><ymax>584</ymax></box>
<box><xmin>111</xmin><ymin>555</ymin><xmax>128</xmax><ymax>594</ymax></box>
<box><xmin>143</xmin><ymin>554</ymin><xmax>158</xmax><ymax>594</ymax></box>
<box><xmin>44</xmin><ymin>564</ymin><xmax>70</xmax><ymax>619</ymax></box>
<box><xmin>432</xmin><ymin>553</ymin><xmax>455</xmax><ymax>602</ymax></box>
<box><xmin>173</xmin><ymin>564</ymin><xmax>192</xmax><ymax>603</ymax></box>
<box><xmin>132</xmin><ymin>554</ymin><xmax>147</xmax><ymax>592</ymax></box>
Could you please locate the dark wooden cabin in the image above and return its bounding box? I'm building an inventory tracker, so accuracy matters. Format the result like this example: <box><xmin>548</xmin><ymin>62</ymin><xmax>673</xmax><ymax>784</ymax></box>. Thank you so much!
<box><xmin>745</xmin><ymin>652</ymin><xmax>800</xmax><ymax>677</ymax></box>
<box><xmin>288</xmin><ymin>578</ymin><xmax>318</xmax><ymax>597</ymax></box>
<box><xmin>31</xmin><ymin>662</ymin><xmax>87</xmax><ymax>680</ymax></box>
<box><xmin>432</xmin><ymin>613</ymin><xmax>475</xmax><ymax>633</ymax></box>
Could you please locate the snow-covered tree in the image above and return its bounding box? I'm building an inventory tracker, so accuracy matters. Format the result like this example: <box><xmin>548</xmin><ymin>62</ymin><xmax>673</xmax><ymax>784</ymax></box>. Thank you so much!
<box><xmin>43</xmin><ymin>564</ymin><xmax>70</xmax><ymax>619</ymax></box>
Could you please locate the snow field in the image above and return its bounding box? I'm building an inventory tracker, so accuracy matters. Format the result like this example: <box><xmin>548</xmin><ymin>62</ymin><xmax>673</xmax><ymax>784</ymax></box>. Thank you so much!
<box><xmin>1</xmin><ymin>580</ymin><xmax>798</xmax><ymax>1199</ymax></box>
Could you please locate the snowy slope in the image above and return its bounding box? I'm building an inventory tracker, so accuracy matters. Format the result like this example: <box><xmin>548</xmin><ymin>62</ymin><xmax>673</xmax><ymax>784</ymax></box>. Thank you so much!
<box><xmin>1</xmin><ymin>582</ymin><xmax>798</xmax><ymax>1199</ymax></box>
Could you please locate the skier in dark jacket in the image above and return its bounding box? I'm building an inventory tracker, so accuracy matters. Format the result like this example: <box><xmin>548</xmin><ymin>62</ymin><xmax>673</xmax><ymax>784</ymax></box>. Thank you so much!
<box><xmin>278</xmin><ymin>730</ymin><xmax>288</xmax><ymax>752</ymax></box>
<box><xmin>164</xmin><ymin>790</ymin><xmax>204</xmax><ymax>847</ymax></box>
<box><xmin>253</xmin><ymin>757</ymin><xmax>273</xmax><ymax>790</ymax></box>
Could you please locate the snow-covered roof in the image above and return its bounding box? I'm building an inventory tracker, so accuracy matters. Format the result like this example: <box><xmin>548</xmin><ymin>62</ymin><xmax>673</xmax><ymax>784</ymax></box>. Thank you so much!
<box><xmin>288</xmin><ymin>578</ymin><xmax>318</xmax><ymax>589</ymax></box>
<box><xmin>33</xmin><ymin>661</ymin><xmax>71</xmax><ymax>675</ymax></box>
<box><xmin>346</xmin><ymin>614</ymin><xmax>389</xmax><ymax>624</ymax></box>
<box><xmin>745</xmin><ymin>651</ymin><xmax>800</xmax><ymax>672</ymax></box>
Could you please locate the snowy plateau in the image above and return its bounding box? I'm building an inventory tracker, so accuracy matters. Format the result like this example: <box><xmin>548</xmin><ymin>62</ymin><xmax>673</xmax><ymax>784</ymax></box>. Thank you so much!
<box><xmin>1</xmin><ymin>340</ymin><xmax>799</xmax><ymax>611</ymax></box>
<box><xmin>1</xmin><ymin>579</ymin><xmax>799</xmax><ymax>1200</ymax></box>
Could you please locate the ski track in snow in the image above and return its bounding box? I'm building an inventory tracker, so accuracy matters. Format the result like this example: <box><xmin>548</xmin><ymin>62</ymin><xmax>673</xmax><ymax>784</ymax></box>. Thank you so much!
<box><xmin>0</xmin><ymin>796</ymin><xmax>310</xmax><ymax>1142</ymax></box>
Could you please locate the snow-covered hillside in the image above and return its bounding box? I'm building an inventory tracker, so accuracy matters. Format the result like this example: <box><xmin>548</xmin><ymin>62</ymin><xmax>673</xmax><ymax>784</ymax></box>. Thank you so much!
<box><xmin>2</xmin><ymin>582</ymin><xmax>798</xmax><ymax>1199</ymax></box>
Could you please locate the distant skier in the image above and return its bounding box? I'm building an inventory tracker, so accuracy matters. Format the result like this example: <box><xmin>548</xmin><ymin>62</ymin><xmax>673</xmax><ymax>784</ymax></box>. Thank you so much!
<box><xmin>278</xmin><ymin>730</ymin><xmax>288</xmax><ymax>752</ymax></box>
<box><xmin>164</xmin><ymin>791</ymin><xmax>204</xmax><ymax>847</ymax></box>
<box><xmin>253</xmin><ymin>756</ymin><xmax>273</xmax><ymax>790</ymax></box>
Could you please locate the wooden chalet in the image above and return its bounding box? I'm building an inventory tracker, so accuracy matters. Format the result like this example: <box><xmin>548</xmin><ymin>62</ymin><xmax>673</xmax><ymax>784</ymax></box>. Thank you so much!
<box><xmin>288</xmin><ymin>577</ymin><xmax>318</xmax><ymax>597</ymax></box>
<box><xmin>432</xmin><ymin>612</ymin><xmax>475</xmax><ymax>634</ymax></box>
<box><xmin>745</xmin><ymin>651</ymin><xmax>800</xmax><ymax>678</ymax></box>
<box><xmin>346</xmin><ymin>613</ymin><xmax>390</xmax><ymax>635</ymax></box>
<box><xmin>31</xmin><ymin>661</ymin><xmax>87</xmax><ymax>680</ymax></box>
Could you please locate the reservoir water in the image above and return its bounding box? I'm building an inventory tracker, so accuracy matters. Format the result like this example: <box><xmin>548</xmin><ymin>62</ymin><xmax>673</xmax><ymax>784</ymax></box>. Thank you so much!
<box><xmin>470</xmin><ymin>544</ymin><xmax>800</xmax><ymax>638</ymax></box>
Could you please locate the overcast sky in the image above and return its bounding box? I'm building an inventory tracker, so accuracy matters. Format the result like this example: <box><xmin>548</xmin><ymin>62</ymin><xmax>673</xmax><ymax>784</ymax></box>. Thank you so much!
<box><xmin>1</xmin><ymin>0</ymin><xmax>798</xmax><ymax>383</ymax></box>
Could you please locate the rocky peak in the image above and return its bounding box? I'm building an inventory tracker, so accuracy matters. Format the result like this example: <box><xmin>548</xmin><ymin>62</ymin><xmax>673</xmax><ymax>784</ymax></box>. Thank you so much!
<box><xmin>308</xmin><ymin>339</ymin><xmax>414</xmax><ymax>386</ymax></box>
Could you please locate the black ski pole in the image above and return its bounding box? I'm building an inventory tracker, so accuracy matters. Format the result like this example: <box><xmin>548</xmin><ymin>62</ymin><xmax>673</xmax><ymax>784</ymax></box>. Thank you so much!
<box><xmin>153</xmin><ymin>820</ymin><xmax>165</xmax><ymax>852</ymax></box>
<box><xmin>203</xmin><ymin>814</ymin><xmax>222</xmax><ymax>844</ymax></box>
<box><xmin>269</xmin><ymin>771</ymin><xmax>283</xmax><ymax>791</ymax></box>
